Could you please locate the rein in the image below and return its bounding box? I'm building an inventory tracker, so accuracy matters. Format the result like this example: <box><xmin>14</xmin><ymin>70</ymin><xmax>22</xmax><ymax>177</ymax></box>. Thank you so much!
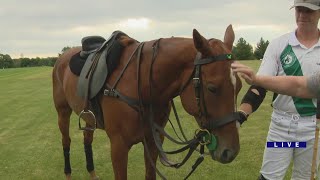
<box><xmin>146</xmin><ymin>39</ymin><xmax>240</xmax><ymax>179</ymax></box>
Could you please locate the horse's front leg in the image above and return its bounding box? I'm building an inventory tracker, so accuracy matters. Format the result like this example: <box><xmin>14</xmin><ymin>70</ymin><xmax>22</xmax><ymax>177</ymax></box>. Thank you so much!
<box><xmin>143</xmin><ymin>106</ymin><xmax>171</xmax><ymax>180</ymax></box>
<box><xmin>110</xmin><ymin>134</ymin><xmax>130</xmax><ymax>180</ymax></box>
<box><xmin>83</xmin><ymin>125</ymin><xmax>99</xmax><ymax>180</ymax></box>
<box><xmin>143</xmin><ymin>132</ymin><xmax>161</xmax><ymax>180</ymax></box>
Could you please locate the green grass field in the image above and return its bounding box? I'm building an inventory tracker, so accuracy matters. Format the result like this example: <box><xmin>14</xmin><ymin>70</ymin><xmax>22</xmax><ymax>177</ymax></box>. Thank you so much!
<box><xmin>0</xmin><ymin>61</ymin><xmax>293</xmax><ymax>179</ymax></box>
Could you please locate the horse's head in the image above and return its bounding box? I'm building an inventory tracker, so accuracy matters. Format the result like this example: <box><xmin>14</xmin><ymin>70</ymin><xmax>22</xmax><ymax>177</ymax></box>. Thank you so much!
<box><xmin>180</xmin><ymin>25</ymin><xmax>242</xmax><ymax>163</ymax></box>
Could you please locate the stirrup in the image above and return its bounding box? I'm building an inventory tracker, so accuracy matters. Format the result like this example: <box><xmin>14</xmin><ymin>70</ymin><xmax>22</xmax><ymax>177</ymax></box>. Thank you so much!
<box><xmin>78</xmin><ymin>110</ymin><xmax>96</xmax><ymax>131</ymax></box>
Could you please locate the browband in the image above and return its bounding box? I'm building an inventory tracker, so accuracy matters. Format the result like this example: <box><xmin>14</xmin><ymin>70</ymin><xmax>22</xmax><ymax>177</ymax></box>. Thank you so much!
<box><xmin>194</xmin><ymin>54</ymin><xmax>233</xmax><ymax>65</ymax></box>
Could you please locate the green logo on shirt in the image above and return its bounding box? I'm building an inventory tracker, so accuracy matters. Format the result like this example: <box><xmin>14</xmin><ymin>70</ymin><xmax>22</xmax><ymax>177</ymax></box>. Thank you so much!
<box><xmin>283</xmin><ymin>54</ymin><xmax>294</xmax><ymax>67</ymax></box>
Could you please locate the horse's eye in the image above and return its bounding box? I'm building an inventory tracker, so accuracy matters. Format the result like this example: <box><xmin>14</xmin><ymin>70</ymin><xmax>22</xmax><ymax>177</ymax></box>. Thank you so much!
<box><xmin>207</xmin><ymin>84</ymin><xmax>218</xmax><ymax>94</ymax></box>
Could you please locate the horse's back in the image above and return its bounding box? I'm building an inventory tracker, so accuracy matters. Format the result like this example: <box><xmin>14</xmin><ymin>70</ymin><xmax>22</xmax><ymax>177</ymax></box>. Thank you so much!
<box><xmin>53</xmin><ymin>47</ymin><xmax>81</xmax><ymax>82</ymax></box>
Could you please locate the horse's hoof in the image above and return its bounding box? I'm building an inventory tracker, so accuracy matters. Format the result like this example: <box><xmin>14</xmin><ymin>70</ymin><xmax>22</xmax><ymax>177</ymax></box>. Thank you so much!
<box><xmin>91</xmin><ymin>176</ymin><xmax>100</xmax><ymax>180</ymax></box>
<box><xmin>89</xmin><ymin>170</ymin><xmax>99</xmax><ymax>180</ymax></box>
<box><xmin>66</xmin><ymin>174</ymin><xmax>71</xmax><ymax>180</ymax></box>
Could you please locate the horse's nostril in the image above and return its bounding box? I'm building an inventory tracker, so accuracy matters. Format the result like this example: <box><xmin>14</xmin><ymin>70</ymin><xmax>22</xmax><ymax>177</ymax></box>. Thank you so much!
<box><xmin>221</xmin><ymin>149</ymin><xmax>233</xmax><ymax>163</ymax></box>
<box><xmin>222</xmin><ymin>149</ymin><xmax>229</xmax><ymax>158</ymax></box>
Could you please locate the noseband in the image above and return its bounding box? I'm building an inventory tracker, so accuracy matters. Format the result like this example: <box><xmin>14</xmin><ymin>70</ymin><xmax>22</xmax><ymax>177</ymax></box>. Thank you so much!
<box><xmin>191</xmin><ymin>52</ymin><xmax>240</xmax><ymax>131</ymax></box>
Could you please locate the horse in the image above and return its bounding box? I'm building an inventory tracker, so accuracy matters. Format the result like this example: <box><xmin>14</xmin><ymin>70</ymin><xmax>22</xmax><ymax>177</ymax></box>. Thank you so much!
<box><xmin>52</xmin><ymin>25</ymin><xmax>242</xmax><ymax>180</ymax></box>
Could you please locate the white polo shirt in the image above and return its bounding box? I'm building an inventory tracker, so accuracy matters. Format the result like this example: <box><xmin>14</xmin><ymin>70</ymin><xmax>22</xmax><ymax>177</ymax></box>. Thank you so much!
<box><xmin>257</xmin><ymin>30</ymin><xmax>320</xmax><ymax>116</ymax></box>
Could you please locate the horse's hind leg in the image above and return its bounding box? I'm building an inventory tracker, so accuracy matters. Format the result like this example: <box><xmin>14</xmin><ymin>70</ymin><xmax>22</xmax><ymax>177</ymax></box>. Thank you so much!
<box><xmin>83</xmin><ymin>125</ymin><xmax>99</xmax><ymax>180</ymax></box>
<box><xmin>53</xmin><ymin>78</ymin><xmax>73</xmax><ymax>179</ymax></box>
<box><xmin>56</xmin><ymin>104</ymin><xmax>73</xmax><ymax>180</ymax></box>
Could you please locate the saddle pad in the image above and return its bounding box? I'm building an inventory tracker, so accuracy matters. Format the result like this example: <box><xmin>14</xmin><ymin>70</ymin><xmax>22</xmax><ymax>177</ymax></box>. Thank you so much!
<box><xmin>69</xmin><ymin>52</ymin><xmax>86</xmax><ymax>76</ymax></box>
<box><xmin>106</xmin><ymin>40</ymin><xmax>124</xmax><ymax>73</ymax></box>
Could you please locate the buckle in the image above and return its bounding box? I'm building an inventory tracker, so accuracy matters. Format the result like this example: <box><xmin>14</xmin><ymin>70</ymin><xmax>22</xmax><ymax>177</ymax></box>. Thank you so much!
<box><xmin>104</xmin><ymin>89</ymin><xmax>118</xmax><ymax>97</ymax></box>
<box><xmin>193</xmin><ymin>77</ymin><xmax>200</xmax><ymax>87</ymax></box>
<box><xmin>194</xmin><ymin>128</ymin><xmax>211</xmax><ymax>145</ymax></box>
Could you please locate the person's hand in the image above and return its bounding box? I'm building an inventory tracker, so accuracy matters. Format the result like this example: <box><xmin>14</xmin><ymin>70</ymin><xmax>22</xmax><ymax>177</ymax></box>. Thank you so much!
<box><xmin>237</xmin><ymin>110</ymin><xmax>248</xmax><ymax>125</ymax></box>
<box><xmin>231</xmin><ymin>62</ymin><xmax>257</xmax><ymax>85</ymax></box>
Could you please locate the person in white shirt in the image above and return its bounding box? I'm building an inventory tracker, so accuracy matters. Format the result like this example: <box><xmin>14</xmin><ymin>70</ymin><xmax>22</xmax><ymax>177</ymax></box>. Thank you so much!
<box><xmin>236</xmin><ymin>0</ymin><xmax>320</xmax><ymax>179</ymax></box>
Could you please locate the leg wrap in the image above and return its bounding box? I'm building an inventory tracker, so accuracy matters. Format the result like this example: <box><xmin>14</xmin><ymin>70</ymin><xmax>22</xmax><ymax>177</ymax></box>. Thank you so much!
<box><xmin>84</xmin><ymin>144</ymin><xmax>94</xmax><ymax>172</ymax></box>
<box><xmin>63</xmin><ymin>147</ymin><xmax>72</xmax><ymax>174</ymax></box>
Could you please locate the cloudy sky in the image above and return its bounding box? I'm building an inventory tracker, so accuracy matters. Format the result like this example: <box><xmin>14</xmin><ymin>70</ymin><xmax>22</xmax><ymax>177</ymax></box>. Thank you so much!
<box><xmin>1</xmin><ymin>0</ymin><xmax>296</xmax><ymax>58</ymax></box>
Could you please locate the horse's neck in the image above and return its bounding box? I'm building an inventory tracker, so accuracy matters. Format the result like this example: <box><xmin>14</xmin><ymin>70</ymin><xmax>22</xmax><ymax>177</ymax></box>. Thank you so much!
<box><xmin>151</xmin><ymin>38</ymin><xmax>196</xmax><ymax>101</ymax></box>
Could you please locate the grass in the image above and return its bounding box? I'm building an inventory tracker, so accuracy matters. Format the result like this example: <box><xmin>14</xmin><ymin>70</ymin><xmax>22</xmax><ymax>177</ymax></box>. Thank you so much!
<box><xmin>0</xmin><ymin>61</ymin><xmax>293</xmax><ymax>179</ymax></box>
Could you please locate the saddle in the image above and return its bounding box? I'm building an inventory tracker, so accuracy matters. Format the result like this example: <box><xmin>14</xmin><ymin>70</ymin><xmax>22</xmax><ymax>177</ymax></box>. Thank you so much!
<box><xmin>77</xmin><ymin>31</ymin><xmax>126</xmax><ymax>99</ymax></box>
<box><xmin>69</xmin><ymin>31</ymin><xmax>126</xmax><ymax>130</ymax></box>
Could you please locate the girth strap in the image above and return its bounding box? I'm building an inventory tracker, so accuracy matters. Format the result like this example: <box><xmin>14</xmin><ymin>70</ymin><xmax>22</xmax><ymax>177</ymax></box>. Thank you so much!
<box><xmin>103</xmin><ymin>86</ymin><xmax>140</xmax><ymax>111</ymax></box>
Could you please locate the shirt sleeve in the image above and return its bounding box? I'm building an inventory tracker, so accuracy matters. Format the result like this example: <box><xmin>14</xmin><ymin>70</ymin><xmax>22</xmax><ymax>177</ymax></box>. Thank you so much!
<box><xmin>306</xmin><ymin>72</ymin><xmax>320</xmax><ymax>98</ymax></box>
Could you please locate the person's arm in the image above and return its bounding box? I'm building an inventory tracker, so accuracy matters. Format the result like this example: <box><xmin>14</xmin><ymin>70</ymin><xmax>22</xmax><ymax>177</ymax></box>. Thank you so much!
<box><xmin>253</xmin><ymin>75</ymin><xmax>313</xmax><ymax>98</ymax></box>
<box><xmin>231</xmin><ymin>62</ymin><xmax>316</xmax><ymax>98</ymax></box>
<box><xmin>306</xmin><ymin>72</ymin><xmax>320</xmax><ymax>98</ymax></box>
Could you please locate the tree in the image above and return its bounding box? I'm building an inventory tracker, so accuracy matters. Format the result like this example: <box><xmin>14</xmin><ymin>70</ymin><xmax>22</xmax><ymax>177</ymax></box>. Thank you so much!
<box><xmin>12</xmin><ymin>58</ymin><xmax>21</xmax><ymax>68</ymax></box>
<box><xmin>232</xmin><ymin>38</ymin><xmax>255</xmax><ymax>60</ymax></box>
<box><xmin>59</xmin><ymin>46</ymin><xmax>72</xmax><ymax>56</ymax></box>
<box><xmin>19</xmin><ymin>57</ymin><xmax>57</xmax><ymax>67</ymax></box>
<box><xmin>254</xmin><ymin>38</ymin><xmax>269</xmax><ymax>60</ymax></box>
<box><xmin>20</xmin><ymin>57</ymin><xmax>31</xmax><ymax>67</ymax></box>
<box><xmin>0</xmin><ymin>54</ymin><xmax>14</xmax><ymax>68</ymax></box>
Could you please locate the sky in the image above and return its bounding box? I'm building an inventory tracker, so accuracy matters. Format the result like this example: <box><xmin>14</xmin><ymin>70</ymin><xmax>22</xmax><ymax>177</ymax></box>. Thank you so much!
<box><xmin>0</xmin><ymin>0</ymin><xmax>296</xmax><ymax>58</ymax></box>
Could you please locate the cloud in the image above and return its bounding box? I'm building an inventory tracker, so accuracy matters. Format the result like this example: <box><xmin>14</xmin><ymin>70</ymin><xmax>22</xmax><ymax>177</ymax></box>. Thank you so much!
<box><xmin>0</xmin><ymin>0</ymin><xmax>296</xmax><ymax>58</ymax></box>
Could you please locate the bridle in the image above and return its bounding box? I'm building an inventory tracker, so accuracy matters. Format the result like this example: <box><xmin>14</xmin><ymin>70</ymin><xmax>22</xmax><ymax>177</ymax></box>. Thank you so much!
<box><xmin>145</xmin><ymin>39</ymin><xmax>242</xmax><ymax>179</ymax></box>
<box><xmin>182</xmin><ymin>51</ymin><xmax>241</xmax><ymax>132</ymax></box>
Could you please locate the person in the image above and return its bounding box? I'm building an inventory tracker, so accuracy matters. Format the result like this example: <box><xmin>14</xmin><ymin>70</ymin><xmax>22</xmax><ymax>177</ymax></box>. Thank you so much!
<box><xmin>231</xmin><ymin>62</ymin><xmax>320</xmax><ymax>99</ymax></box>
<box><xmin>236</xmin><ymin>0</ymin><xmax>320</xmax><ymax>179</ymax></box>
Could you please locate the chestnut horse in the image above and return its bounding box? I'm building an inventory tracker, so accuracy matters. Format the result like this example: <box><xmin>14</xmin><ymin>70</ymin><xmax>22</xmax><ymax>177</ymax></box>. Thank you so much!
<box><xmin>52</xmin><ymin>25</ymin><xmax>242</xmax><ymax>180</ymax></box>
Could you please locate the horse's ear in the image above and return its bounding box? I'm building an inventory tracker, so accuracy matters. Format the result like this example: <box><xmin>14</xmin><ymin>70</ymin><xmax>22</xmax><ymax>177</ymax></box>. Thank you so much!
<box><xmin>224</xmin><ymin>24</ymin><xmax>235</xmax><ymax>51</ymax></box>
<box><xmin>193</xmin><ymin>29</ymin><xmax>210</xmax><ymax>55</ymax></box>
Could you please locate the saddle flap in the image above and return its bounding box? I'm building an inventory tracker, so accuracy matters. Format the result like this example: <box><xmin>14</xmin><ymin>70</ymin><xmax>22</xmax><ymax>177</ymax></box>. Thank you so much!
<box><xmin>77</xmin><ymin>50</ymin><xmax>109</xmax><ymax>99</ymax></box>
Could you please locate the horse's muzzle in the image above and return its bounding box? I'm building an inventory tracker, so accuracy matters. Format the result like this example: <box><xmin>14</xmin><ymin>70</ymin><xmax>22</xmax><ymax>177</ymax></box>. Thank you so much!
<box><xmin>210</xmin><ymin>149</ymin><xmax>238</xmax><ymax>164</ymax></box>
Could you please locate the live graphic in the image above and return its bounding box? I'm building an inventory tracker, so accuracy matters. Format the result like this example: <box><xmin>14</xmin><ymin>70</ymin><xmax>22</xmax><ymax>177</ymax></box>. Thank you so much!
<box><xmin>266</xmin><ymin>142</ymin><xmax>307</xmax><ymax>148</ymax></box>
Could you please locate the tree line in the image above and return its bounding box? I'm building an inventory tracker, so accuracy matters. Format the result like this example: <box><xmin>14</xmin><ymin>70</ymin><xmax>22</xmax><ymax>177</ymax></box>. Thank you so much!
<box><xmin>0</xmin><ymin>37</ymin><xmax>269</xmax><ymax>69</ymax></box>
<box><xmin>0</xmin><ymin>55</ymin><xmax>58</xmax><ymax>69</ymax></box>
